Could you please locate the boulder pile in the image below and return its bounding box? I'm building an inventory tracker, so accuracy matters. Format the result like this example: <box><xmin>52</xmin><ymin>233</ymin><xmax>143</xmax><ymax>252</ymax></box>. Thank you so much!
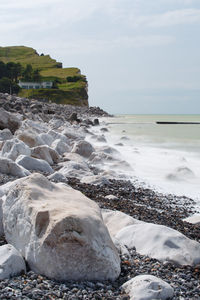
<box><xmin>0</xmin><ymin>93</ymin><xmax>199</xmax><ymax>299</ymax></box>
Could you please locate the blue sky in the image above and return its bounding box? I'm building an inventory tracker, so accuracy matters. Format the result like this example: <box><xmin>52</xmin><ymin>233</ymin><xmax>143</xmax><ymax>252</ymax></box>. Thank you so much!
<box><xmin>0</xmin><ymin>0</ymin><xmax>200</xmax><ymax>114</ymax></box>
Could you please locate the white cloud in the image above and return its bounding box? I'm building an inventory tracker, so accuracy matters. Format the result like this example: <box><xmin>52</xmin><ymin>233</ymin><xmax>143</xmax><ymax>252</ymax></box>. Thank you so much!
<box><xmin>130</xmin><ymin>8</ymin><xmax>200</xmax><ymax>28</ymax></box>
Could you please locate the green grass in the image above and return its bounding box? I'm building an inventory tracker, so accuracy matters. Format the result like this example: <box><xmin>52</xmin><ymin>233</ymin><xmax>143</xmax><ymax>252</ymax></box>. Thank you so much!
<box><xmin>0</xmin><ymin>46</ymin><xmax>88</xmax><ymax>106</ymax></box>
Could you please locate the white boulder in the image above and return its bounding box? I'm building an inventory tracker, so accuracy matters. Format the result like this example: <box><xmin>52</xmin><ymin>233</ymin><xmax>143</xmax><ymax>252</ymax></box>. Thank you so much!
<box><xmin>0</xmin><ymin>129</ymin><xmax>13</xmax><ymax>141</ymax></box>
<box><xmin>17</xmin><ymin>130</ymin><xmax>44</xmax><ymax>147</ymax></box>
<box><xmin>72</xmin><ymin>140</ymin><xmax>94</xmax><ymax>158</ymax></box>
<box><xmin>1</xmin><ymin>138</ymin><xmax>31</xmax><ymax>161</ymax></box>
<box><xmin>102</xmin><ymin>209</ymin><xmax>143</xmax><ymax>237</ymax></box>
<box><xmin>183</xmin><ymin>214</ymin><xmax>200</xmax><ymax>225</ymax></box>
<box><xmin>59</xmin><ymin>161</ymin><xmax>91</xmax><ymax>179</ymax></box>
<box><xmin>51</xmin><ymin>139</ymin><xmax>70</xmax><ymax>155</ymax></box>
<box><xmin>31</xmin><ymin>145</ymin><xmax>60</xmax><ymax>165</ymax></box>
<box><xmin>0</xmin><ymin>157</ymin><xmax>30</xmax><ymax>177</ymax></box>
<box><xmin>0</xmin><ymin>108</ymin><xmax>21</xmax><ymax>134</ymax></box>
<box><xmin>38</xmin><ymin>133</ymin><xmax>54</xmax><ymax>146</ymax></box>
<box><xmin>16</xmin><ymin>155</ymin><xmax>53</xmax><ymax>174</ymax></box>
<box><xmin>80</xmin><ymin>175</ymin><xmax>110</xmax><ymax>185</ymax></box>
<box><xmin>122</xmin><ymin>275</ymin><xmax>174</xmax><ymax>300</ymax></box>
<box><xmin>48</xmin><ymin>130</ymin><xmax>69</xmax><ymax>144</ymax></box>
<box><xmin>115</xmin><ymin>222</ymin><xmax>200</xmax><ymax>266</ymax></box>
<box><xmin>3</xmin><ymin>173</ymin><xmax>121</xmax><ymax>281</ymax></box>
<box><xmin>0</xmin><ymin>244</ymin><xmax>26</xmax><ymax>279</ymax></box>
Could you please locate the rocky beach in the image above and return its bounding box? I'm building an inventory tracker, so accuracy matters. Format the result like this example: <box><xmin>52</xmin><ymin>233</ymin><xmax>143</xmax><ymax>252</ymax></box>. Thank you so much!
<box><xmin>0</xmin><ymin>93</ymin><xmax>199</xmax><ymax>300</ymax></box>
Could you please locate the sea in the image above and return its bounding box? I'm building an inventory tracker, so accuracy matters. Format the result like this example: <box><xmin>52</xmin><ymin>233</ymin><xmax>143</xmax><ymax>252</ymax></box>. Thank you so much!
<box><xmin>99</xmin><ymin>114</ymin><xmax>200</xmax><ymax>212</ymax></box>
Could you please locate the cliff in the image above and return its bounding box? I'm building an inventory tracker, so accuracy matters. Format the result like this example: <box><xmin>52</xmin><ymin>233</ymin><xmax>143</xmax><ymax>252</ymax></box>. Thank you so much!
<box><xmin>0</xmin><ymin>46</ymin><xmax>88</xmax><ymax>106</ymax></box>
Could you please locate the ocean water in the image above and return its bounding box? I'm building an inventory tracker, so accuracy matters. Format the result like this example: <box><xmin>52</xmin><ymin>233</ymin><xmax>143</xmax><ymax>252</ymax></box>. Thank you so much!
<box><xmin>100</xmin><ymin>114</ymin><xmax>200</xmax><ymax>210</ymax></box>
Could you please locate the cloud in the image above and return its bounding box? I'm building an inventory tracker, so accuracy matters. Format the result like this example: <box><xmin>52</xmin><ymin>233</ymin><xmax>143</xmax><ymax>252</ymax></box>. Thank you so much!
<box><xmin>130</xmin><ymin>8</ymin><xmax>200</xmax><ymax>28</ymax></box>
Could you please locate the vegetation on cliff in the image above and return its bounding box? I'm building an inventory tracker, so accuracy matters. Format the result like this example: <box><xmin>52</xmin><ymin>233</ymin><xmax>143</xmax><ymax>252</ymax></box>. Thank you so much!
<box><xmin>0</xmin><ymin>46</ymin><xmax>88</xmax><ymax>106</ymax></box>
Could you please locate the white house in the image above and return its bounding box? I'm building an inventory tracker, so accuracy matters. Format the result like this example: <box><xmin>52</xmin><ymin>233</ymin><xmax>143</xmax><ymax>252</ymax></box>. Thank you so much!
<box><xmin>18</xmin><ymin>81</ymin><xmax>53</xmax><ymax>89</ymax></box>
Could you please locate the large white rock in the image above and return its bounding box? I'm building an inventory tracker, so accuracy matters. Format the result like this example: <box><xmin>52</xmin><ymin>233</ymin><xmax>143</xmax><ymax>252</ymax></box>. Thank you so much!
<box><xmin>59</xmin><ymin>161</ymin><xmax>92</xmax><ymax>179</ymax></box>
<box><xmin>17</xmin><ymin>130</ymin><xmax>44</xmax><ymax>147</ymax></box>
<box><xmin>0</xmin><ymin>157</ymin><xmax>30</xmax><ymax>177</ymax></box>
<box><xmin>183</xmin><ymin>214</ymin><xmax>200</xmax><ymax>225</ymax></box>
<box><xmin>51</xmin><ymin>139</ymin><xmax>70</xmax><ymax>155</ymax></box>
<box><xmin>102</xmin><ymin>209</ymin><xmax>143</xmax><ymax>237</ymax></box>
<box><xmin>115</xmin><ymin>222</ymin><xmax>200</xmax><ymax>266</ymax></box>
<box><xmin>38</xmin><ymin>133</ymin><xmax>54</xmax><ymax>146</ymax></box>
<box><xmin>0</xmin><ymin>108</ymin><xmax>21</xmax><ymax>134</ymax></box>
<box><xmin>80</xmin><ymin>175</ymin><xmax>110</xmax><ymax>185</ymax></box>
<box><xmin>16</xmin><ymin>155</ymin><xmax>53</xmax><ymax>174</ymax></box>
<box><xmin>0</xmin><ymin>129</ymin><xmax>13</xmax><ymax>141</ymax></box>
<box><xmin>0</xmin><ymin>198</ymin><xmax>3</xmax><ymax>236</ymax></box>
<box><xmin>0</xmin><ymin>244</ymin><xmax>26</xmax><ymax>279</ymax></box>
<box><xmin>1</xmin><ymin>138</ymin><xmax>31</xmax><ymax>161</ymax></box>
<box><xmin>48</xmin><ymin>130</ymin><xmax>69</xmax><ymax>145</ymax></box>
<box><xmin>122</xmin><ymin>275</ymin><xmax>174</xmax><ymax>300</ymax></box>
<box><xmin>3</xmin><ymin>173</ymin><xmax>121</xmax><ymax>281</ymax></box>
<box><xmin>31</xmin><ymin>145</ymin><xmax>60</xmax><ymax>165</ymax></box>
<box><xmin>62</xmin><ymin>127</ymin><xmax>85</xmax><ymax>140</ymax></box>
<box><xmin>72</xmin><ymin>140</ymin><xmax>94</xmax><ymax>158</ymax></box>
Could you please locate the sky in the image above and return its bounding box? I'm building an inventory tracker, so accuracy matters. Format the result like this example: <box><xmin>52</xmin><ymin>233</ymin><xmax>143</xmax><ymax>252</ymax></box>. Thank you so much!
<box><xmin>0</xmin><ymin>0</ymin><xmax>200</xmax><ymax>114</ymax></box>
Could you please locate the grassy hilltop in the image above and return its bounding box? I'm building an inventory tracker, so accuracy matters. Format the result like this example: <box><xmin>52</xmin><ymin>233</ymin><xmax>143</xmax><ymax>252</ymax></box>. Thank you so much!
<box><xmin>0</xmin><ymin>46</ymin><xmax>88</xmax><ymax>106</ymax></box>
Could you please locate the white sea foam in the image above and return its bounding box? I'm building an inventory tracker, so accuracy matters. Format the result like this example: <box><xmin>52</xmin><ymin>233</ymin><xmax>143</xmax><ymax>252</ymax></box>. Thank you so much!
<box><xmin>90</xmin><ymin>115</ymin><xmax>200</xmax><ymax>212</ymax></box>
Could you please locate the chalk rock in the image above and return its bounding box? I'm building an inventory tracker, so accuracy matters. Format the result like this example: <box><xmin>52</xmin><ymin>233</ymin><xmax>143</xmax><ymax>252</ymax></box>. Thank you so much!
<box><xmin>0</xmin><ymin>198</ymin><xmax>3</xmax><ymax>236</ymax></box>
<box><xmin>102</xmin><ymin>209</ymin><xmax>143</xmax><ymax>237</ymax></box>
<box><xmin>16</xmin><ymin>155</ymin><xmax>53</xmax><ymax>174</ymax></box>
<box><xmin>48</xmin><ymin>130</ymin><xmax>69</xmax><ymax>144</ymax></box>
<box><xmin>51</xmin><ymin>139</ymin><xmax>70</xmax><ymax>155</ymax></box>
<box><xmin>59</xmin><ymin>161</ymin><xmax>91</xmax><ymax>179</ymax></box>
<box><xmin>62</xmin><ymin>127</ymin><xmax>85</xmax><ymax>140</ymax></box>
<box><xmin>31</xmin><ymin>145</ymin><xmax>60</xmax><ymax>165</ymax></box>
<box><xmin>0</xmin><ymin>129</ymin><xmax>13</xmax><ymax>141</ymax></box>
<box><xmin>122</xmin><ymin>275</ymin><xmax>174</xmax><ymax>300</ymax></box>
<box><xmin>0</xmin><ymin>244</ymin><xmax>26</xmax><ymax>279</ymax></box>
<box><xmin>17</xmin><ymin>130</ymin><xmax>44</xmax><ymax>147</ymax></box>
<box><xmin>3</xmin><ymin>173</ymin><xmax>121</xmax><ymax>281</ymax></box>
<box><xmin>63</xmin><ymin>152</ymin><xmax>86</xmax><ymax>164</ymax></box>
<box><xmin>1</xmin><ymin>138</ymin><xmax>31</xmax><ymax>161</ymax></box>
<box><xmin>38</xmin><ymin>133</ymin><xmax>54</xmax><ymax>146</ymax></box>
<box><xmin>72</xmin><ymin>140</ymin><xmax>94</xmax><ymax>158</ymax></box>
<box><xmin>183</xmin><ymin>214</ymin><xmax>200</xmax><ymax>225</ymax></box>
<box><xmin>116</xmin><ymin>223</ymin><xmax>200</xmax><ymax>266</ymax></box>
<box><xmin>81</xmin><ymin>175</ymin><xmax>110</xmax><ymax>186</ymax></box>
<box><xmin>48</xmin><ymin>172</ymin><xmax>67</xmax><ymax>183</ymax></box>
<box><xmin>0</xmin><ymin>157</ymin><xmax>30</xmax><ymax>177</ymax></box>
<box><xmin>0</xmin><ymin>108</ymin><xmax>21</xmax><ymax>134</ymax></box>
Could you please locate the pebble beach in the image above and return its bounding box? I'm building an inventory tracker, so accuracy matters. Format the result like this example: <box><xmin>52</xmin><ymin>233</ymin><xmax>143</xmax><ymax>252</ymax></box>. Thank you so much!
<box><xmin>0</xmin><ymin>93</ymin><xmax>199</xmax><ymax>300</ymax></box>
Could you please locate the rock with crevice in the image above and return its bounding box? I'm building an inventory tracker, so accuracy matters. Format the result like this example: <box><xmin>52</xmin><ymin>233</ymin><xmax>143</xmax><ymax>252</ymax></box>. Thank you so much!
<box><xmin>122</xmin><ymin>275</ymin><xmax>174</xmax><ymax>300</ymax></box>
<box><xmin>3</xmin><ymin>173</ymin><xmax>121</xmax><ymax>281</ymax></box>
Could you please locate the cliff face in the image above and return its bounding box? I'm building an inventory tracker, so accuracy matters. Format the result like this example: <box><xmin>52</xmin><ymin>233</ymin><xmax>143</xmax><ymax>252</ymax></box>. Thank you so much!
<box><xmin>0</xmin><ymin>46</ymin><xmax>88</xmax><ymax>106</ymax></box>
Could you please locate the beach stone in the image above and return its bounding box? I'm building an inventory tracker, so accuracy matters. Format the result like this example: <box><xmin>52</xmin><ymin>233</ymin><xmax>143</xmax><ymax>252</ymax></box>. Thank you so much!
<box><xmin>0</xmin><ymin>108</ymin><xmax>21</xmax><ymax>134</ymax></box>
<box><xmin>102</xmin><ymin>209</ymin><xmax>143</xmax><ymax>237</ymax></box>
<box><xmin>0</xmin><ymin>244</ymin><xmax>26</xmax><ymax>279</ymax></box>
<box><xmin>1</xmin><ymin>138</ymin><xmax>31</xmax><ymax>161</ymax></box>
<box><xmin>72</xmin><ymin>140</ymin><xmax>94</xmax><ymax>158</ymax></box>
<box><xmin>0</xmin><ymin>198</ymin><xmax>3</xmax><ymax>236</ymax></box>
<box><xmin>16</xmin><ymin>155</ymin><xmax>53</xmax><ymax>174</ymax></box>
<box><xmin>31</xmin><ymin>145</ymin><xmax>60</xmax><ymax>165</ymax></box>
<box><xmin>105</xmin><ymin>195</ymin><xmax>118</xmax><ymax>200</ymax></box>
<box><xmin>3</xmin><ymin>173</ymin><xmax>121</xmax><ymax>281</ymax></box>
<box><xmin>59</xmin><ymin>161</ymin><xmax>91</xmax><ymax>179</ymax></box>
<box><xmin>115</xmin><ymin>222</ymin><xmax>200</xmax><ymax>266</ymax></box>
<box><xmin>62</xmin><ymin>127</ymin><xmax>85</xmax><ymax>140</ymax></box>
<box><xmin>183</xmin><ymin>214</ymin><xmax>200</xmax><ymax>225</ymax></box>
<box><xmin>48</xmin><ymin>172</ymin><xmax>67</xmax><ymax>183</ymax></box>
<box><xmin>48</xmin><ymin>130</ymin><xmax>69</xmax><ymax>144</ymax></box>
<box><xmin>38</xmin><ymin>133</ymin><xmax>54</xmax><ymax>146</ymax></box>
<box><xmin>0</xmin><ymin>129</ymin><xmax>13</xmax><ymax>141</ymax></box>
<box><xmin>122</xmin><ymin>275</ymin><xmax>174</xmax><ymax>300</ymax></box>
<box><xmin>0</xmin><ymin>157</ymin><xmax>30</xmax><ymax>177</ymax></box>
<box><xmin>63</xmin><ymin>152</ymin><xmax>86</xmax><ymax>164</ymax></box>
<box><xmin>81</xmin><ymin>175</ymin><xmax>110</xmax><ymax>185</ymax></box>
<box><xmin>51</xmin><ymin>139</ymin><xmax>70</xmax><ymax>155</ymax></box>
<box><xmin>17</xmin><ymin>130</ymin><xmax>44</xmax><ymax>148</ymax></box>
